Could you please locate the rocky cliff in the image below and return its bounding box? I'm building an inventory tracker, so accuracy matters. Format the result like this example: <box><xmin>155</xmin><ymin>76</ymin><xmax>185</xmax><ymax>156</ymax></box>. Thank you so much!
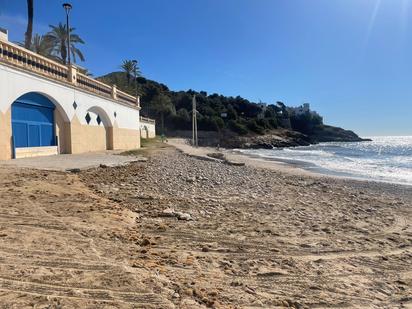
<box><xmin>167</xmin><ymin>125</ymin><xmax>369</xmax><ymax>149</ymax></box>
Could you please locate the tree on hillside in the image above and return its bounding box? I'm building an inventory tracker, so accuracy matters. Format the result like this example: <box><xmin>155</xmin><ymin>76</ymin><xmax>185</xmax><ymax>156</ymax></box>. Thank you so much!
<box><xmin>226</xmin><ymin>104</ymin><xmax>238</xmax><ymax>120</ymax></box>
<box><xmin>132</xmin><ymin>60</ymin><xmax>142</xmax><ymax>79</ymax></box>
<box><xmin>24</xmin><ymin>0</ymin><xmax>34</xmax><ymax>49</ymax></box>
<box><xmin>276</xmin><ymin>101</ymin><xmax>289</xmax><ymax>118</ymax></box>
<box><xmin>151</xmin><ymin>93</ymin><xmax>174</xmax><ymax>134</ymax></box>
<box><xmin>290</xmin><ymin>112</ymin><xmax>323</xmax><ymax>134</ymax></box>
<box><xmin>45</xmin><ymin>23</ymin><xmax>85</xmax><ymax>64</ymax></box>
<box><xmin>121</xmin><ymin>60</ymin><xmax>141</xmax><ymax>84</ymax></box>
<box><xmin>97</xmin><ymin>72</ymin><xmax>329</xmax><ymax>137</ymax></box>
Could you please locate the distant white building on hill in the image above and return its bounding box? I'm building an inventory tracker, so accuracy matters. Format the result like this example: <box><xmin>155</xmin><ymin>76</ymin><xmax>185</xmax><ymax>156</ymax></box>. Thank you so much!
<box><xmin>257</xmin><ymin>102</ymin><xmax>267</xmax><ymax>119</ymax></box>
<box><xmin>287</xmin><ymin>103</ymin><xmax>320</xmax><ymax>117</ymax></box>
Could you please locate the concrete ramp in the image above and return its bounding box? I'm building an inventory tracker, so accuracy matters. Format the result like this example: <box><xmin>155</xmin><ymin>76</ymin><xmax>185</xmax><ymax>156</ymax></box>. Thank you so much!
<box><xmin>0</xmin><ymin>151</ymin><xmax>142</xmax><ymax>171</ymax></box>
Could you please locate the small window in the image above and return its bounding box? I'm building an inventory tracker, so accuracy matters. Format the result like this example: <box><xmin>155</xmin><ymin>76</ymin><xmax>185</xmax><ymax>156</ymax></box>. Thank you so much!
<box><xmin>85</xmin><ymin>112</ymin><xmax>91</xmax><ymax>125</ymax></box>
<box><xmin>96</xmin><ymin>115</ymin><xmax>102</xmax><ymax>126</ymax></box>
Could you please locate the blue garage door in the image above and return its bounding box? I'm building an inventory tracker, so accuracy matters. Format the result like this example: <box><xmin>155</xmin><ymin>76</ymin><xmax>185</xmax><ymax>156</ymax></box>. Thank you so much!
<box><xmin>11</xmin><ymin>93</ymin><xmax>56</xmax><ymax>148</ymax></box>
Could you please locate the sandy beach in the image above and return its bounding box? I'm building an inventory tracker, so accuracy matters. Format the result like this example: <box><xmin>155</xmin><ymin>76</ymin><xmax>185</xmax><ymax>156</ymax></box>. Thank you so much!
<box><xmin>0</xmin><ymin>141</ymin><xmax>411</xmax><ymax>308</ymax></box>
<box><xmin>1</xmin><ymin>0</ymin><xmax>411</xmax><ymax>307</ymax></box>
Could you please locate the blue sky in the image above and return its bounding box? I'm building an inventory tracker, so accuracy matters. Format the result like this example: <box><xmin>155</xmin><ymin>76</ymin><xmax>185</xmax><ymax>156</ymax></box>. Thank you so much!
<box><xmin>1</xmin><ymin>0</ymin><xmax>411</xmax><ymax>136</ymax></box>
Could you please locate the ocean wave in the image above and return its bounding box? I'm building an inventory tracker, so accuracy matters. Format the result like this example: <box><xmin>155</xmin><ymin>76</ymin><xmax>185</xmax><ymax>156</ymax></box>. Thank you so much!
<box><xmin>282</xmin><ymin>148</ymin><xmax>335</xmax><ymax>157</ymax></box>
<box><xmin>240</xmin><ymin>136</ymin><xmax>412</xmax><ymax>186</ymax></box>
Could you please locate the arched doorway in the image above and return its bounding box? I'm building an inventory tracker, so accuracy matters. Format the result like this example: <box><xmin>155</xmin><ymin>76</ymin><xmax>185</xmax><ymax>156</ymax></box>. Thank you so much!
<box><xmin>84</xmin><ymin>106</ymin><xmax>112</xmax><ymax>151</ymax></box>
<box><xmin>140</xmin><ymin>125</ymin><xmax>149</xmax><ymax>139</ymax></box>
<box><xmin>11</xmin><ymin>93</ymin><xmax>60</xmax><ymax>158</ymax></box>
<box><xmin>143</xmin><ymin>125</ymin><xmax>149</xmax><ymax>139</ymax></box>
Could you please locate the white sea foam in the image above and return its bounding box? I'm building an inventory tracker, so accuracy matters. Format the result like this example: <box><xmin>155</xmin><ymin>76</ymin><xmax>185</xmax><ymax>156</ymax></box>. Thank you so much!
<box><xmin>238</xmin><ymin>136</ymin><xmax>412</xmax><ymax>186</ymax></box>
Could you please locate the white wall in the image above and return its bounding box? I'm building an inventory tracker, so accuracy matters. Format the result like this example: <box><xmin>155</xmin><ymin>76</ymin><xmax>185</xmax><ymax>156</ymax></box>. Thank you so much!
<box><xmin>140</xmin><ymin>121</ymin><xmax>156</xmax><ymax>138</ymax></box>
<box><xmin>0</xmin><ymin>64</ymin><xmax>140</xmax><ymax>130</ymax></box>
<box><xmin>0</xmin><ymin>29</ymin><xmax>8</xmax><ymax>41</ymax></box>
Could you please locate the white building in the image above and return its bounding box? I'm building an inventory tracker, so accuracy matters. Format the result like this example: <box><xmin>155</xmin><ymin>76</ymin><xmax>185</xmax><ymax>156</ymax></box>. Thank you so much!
<box><xmin>0</xmin><ymin>30</ymin><xmax>147</xmax><ymax>160</ymax></box>
<box><xmin>287</xmin><ymin>103</ymin><xmax>320</xmax><ymax>117</ymax></box>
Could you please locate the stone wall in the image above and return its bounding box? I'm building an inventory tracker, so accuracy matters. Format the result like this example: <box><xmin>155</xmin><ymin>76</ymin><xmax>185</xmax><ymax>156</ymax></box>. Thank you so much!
<box><xmin>70</xmin><ymin>116</ymin><xmax>110</xmax><ymax>154</ymax></box>
<box><xmin>113</xmin><ymin>125</ymin><xmax>141</xmax><ymax>149</ymax></box>
<box><xmin>0</xmin><ymin>109</ymin><xmax>12</xmax><ymax>160</ymax></box>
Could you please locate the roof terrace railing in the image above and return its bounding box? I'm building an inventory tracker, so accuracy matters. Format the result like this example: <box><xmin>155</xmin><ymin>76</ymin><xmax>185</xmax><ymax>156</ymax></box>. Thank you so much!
<box><xmin>0</xmin><ymin>38</ymin><xmax>140</xmax><ymax>109</ymax></box>
<box><xmin>140</xmin><ymin>116</ymin><xmax>156</xmax><ymax>124</ymax></box>
<box><xmin>118</xmin><ymin>89</ymin><xmax>138</xmax><ymax>105</ymax></box>
<box><xmin>0</xmin><ymin>39</ymin><xmax>68</xmax><ymax>81</ymax></box>
<box><xmin>77</xmin><ymin>72</ymin><xmax>113</xmax><ymax>97</ymax></box>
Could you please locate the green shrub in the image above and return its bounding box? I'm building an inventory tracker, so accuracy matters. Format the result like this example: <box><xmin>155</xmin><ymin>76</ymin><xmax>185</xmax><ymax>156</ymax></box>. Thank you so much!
<box><xmin>228</xmin><ymin>120</ymin><xmax>248</xmax><ymax>135</ymax></box>
<box><xmin>268</xmin><ymin>117</ymin><xmax>278</xmax><ymax>129</ymax></box>
<box><xmin>246</xmin><ymin>119</ymin><xmax>265</xmax><ymax>134</ymax></box>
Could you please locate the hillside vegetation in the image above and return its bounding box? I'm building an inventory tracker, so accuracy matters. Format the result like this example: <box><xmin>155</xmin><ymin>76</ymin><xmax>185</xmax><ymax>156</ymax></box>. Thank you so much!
<box><xmin>98</xmin><ymin>72</ymin><xmax>365</xmax><ymax>147</ymax></box>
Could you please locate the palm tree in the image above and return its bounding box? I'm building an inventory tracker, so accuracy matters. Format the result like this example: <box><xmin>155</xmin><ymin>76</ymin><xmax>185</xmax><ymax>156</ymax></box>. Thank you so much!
<box><xmin>24</xmin><ymin>0</ymin><xmax>34</xmax><ymax>49</ymax></box>
<box><xmin>18</xmin><ymin>34</ymin><xmax>57</xmax><ymax>61</ymax></box>
<box><xmin>151</xmin><ymin>93</ymin><xmax>174</xmax><ymax>134</ymax></box>
<box><xmin>45</xmin><ymin>23</ymin><xmax>85</xmax><ymax>64</ymax></box>
<box><xmin>121</xmin><ymin>60</ymin><xmax>140</xmax><ymax>84</ymax></box>
<box><xmin>132</xmin><ymin>60</ymin><xmax>142</xmax><ymax>78</ymax></box>
<box><xmin>26</xmin><ymin>34</ymin><xmax>53</xmax><ymax>57</ymax></box>
<box><xmin>79</xmin><ymin>68</ymin><xmax>93</xmax><ymax>77</ymax></box>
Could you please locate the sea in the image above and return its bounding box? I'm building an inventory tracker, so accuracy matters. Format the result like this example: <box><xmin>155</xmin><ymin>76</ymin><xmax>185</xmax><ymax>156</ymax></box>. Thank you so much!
<box><xmin>236</xmin><ymin>136</ymin><xmax>412</xmax><ymax>186</ymax></box>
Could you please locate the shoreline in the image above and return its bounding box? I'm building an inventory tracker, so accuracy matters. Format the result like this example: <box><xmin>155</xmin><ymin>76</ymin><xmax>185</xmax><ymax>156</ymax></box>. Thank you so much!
<box><xmin>81</xmin><ymin>143</ymin><xmax>412</xmax><ymax>308</ymax></box>
<box><xmin>168</xmin><ymin>138</ymin><xmax>412</xmax><ymax>191</ymax></box>
<box><xmin>0</xmin><ymin>141</ymin><xmax>410</xmax><ymax>307</ymax></box>
<box><xmin>231</xmin><ymin>149</ymin><xmax>412</xmax><ymax>189</ymax></box>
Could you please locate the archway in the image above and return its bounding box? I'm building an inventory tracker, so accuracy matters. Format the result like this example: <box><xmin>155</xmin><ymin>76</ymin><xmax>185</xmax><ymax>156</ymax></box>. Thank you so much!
<box><xmin>11</xmin><ymin>92</ymin><xmax>70</xmax><ymax>158</ymax></box>
<box><xmin>143</xmin><ymin>125</ymin><xmax>149</xmax><ymax>139</ymax></box>
<box><xmin>83</xmin><ymin>106</ymin><xmax>113</xmax><ymax>151</ymax></box>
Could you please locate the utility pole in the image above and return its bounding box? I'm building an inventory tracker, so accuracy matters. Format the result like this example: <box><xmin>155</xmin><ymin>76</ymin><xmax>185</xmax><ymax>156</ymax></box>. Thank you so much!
<box><xmin>192</xmin><ymin>95</ymin><xmax>198</xmax><ymax>147</ymax></box>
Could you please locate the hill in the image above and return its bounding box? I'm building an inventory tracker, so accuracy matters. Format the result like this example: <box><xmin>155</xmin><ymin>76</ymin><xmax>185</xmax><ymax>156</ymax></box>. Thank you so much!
<box><xmin>97</xmin><ymin>72</ymin><xmax>368</xmax><ymax>147</ymax></box>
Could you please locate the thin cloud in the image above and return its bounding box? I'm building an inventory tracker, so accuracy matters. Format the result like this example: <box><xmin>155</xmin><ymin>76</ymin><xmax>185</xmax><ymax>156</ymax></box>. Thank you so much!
<box><xmin>0</xmin><ymin>13</ymin><xmax>27</xmax><ymax>28</ymax></box>
<box><xmin>0</xmin><ymin>13</ymin><xmax>49</xmax><ymax>40</ymax></box>
<box><xmin>364</xmin><ymin>0</ymin><xmax>382</xmax><ymax>48</ymax></box>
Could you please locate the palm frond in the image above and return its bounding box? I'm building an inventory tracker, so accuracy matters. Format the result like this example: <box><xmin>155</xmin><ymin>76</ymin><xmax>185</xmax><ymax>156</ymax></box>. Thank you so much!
<box><xmin>45</xmin><ymin>23</ymin><xmax>86</xmax><ymax>64</ymax></box>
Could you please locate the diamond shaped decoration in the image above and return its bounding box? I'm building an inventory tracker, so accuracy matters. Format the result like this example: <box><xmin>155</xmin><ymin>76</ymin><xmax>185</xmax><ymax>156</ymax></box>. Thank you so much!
<box><xmin>114</xmin><ymin>111</ymin><xmax>117</xmax><ymax>118</ymax></box>
<box><xmin>85</xmin><ymin>112</ymin><xmax>91</xmax><ymax>124</ymax></box>
<box><xmin>96</xmin><ymin>115</ymin><xmax>102</xmax><ymax>126</ymax></box>
<box><xmin>73</xmin><ymin>101</ymin><xmax>78</xmax><ymax>110</ymax></box>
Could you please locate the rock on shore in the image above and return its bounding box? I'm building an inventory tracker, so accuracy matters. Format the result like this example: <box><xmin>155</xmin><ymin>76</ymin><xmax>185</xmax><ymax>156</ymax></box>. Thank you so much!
<box><xmin>169</xmin><ymin>125</ymin><xmax>369</xmax><ymax>149</ymax></box>
<box><xmin>308</xmin><ymin>125</ymin><xmax>371</xmax><ymax>143</ymax></box>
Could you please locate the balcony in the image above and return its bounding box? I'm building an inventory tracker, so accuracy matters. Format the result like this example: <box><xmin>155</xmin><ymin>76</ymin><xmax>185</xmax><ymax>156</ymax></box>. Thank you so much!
<box><xmin>0</xmin><ymin>37</ymin><xmax>139</xmax><ymax>109</ymax></box>
<box><xmin>140</xmin><ymin>116</ymin><xmax>156</xmax><ymax>124</ymax></box>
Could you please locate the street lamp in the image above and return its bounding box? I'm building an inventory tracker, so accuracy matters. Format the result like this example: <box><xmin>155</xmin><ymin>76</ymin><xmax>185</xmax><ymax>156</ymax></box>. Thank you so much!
<box><xmin>63</xmin><ymin>3</ymin><xmax>72</xmax><ymax>65</ymax></box>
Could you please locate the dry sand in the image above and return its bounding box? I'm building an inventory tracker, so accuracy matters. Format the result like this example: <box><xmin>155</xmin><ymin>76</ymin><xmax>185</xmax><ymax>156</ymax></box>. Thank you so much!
<box><xmin>0</xmin><ymin>141</ymin><xmax>411</xmax><ymax>308</ymax></box>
